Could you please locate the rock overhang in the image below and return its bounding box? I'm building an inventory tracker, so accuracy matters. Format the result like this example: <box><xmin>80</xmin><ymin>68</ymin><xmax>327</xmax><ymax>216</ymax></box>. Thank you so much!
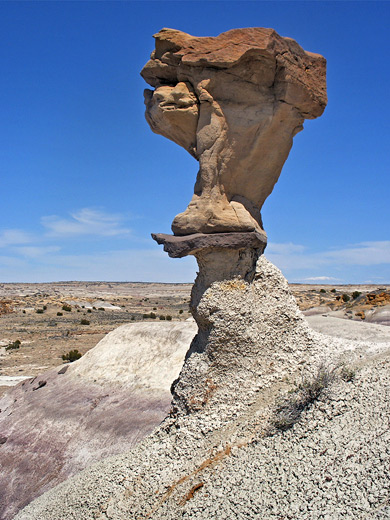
<box><xmin>141</xmin><ymin>27</ymin><xmax>327</xmax><ymax>119</ymax></box>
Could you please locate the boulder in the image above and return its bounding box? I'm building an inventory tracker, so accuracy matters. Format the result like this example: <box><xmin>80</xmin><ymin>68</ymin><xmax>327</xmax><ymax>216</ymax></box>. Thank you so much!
<box><xmin>142</xmin><ymin>28</ymin><xmax>327</xmax><ymax>236</ymax></box>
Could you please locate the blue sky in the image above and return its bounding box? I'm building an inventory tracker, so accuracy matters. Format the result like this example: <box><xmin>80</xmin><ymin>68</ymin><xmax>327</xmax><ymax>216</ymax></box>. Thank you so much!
<box><xmin>1</xmin><ymin>1</ymin><xmax>389</xmax><ymax>284</ymax></box>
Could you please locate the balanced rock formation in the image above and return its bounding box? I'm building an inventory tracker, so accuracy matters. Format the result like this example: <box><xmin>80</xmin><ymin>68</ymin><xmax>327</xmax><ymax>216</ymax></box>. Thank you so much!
<box><xmin>10</xmin><ymin>28</ymin><xmax>333</xmax><ymax>519</ymax></box>
<box><xmin>12</xmin><ymin>28</ymin><xmax>390</xmax><ymax>520</ymax></box>
<box><xmin>145</xmin><ymin>28</ymin><xmax>328</xmax><ymax>417</ymax></box>
<box><xmin>142</xmin><ymin>27</ymin><xmax>327</xmax><ymax>237</ymax></box>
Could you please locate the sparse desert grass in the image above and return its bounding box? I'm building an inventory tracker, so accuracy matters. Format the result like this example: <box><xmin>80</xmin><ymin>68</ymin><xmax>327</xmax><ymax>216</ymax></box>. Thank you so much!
<box><xmin>269</xmin><ymin>363</ymin><xmax>355</xmax><ymax>433</ymax></box>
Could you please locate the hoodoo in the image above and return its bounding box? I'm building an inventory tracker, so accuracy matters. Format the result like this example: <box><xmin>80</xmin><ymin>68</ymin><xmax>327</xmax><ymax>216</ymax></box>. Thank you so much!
<box><xmin>18</xmin><ymin>29</ymin><xmax>389</xmax><ymax>520</ymax></box>
<box><xmin>145</xmin><ymin>28</ymin><xmax>328</xmax><ymax>416</ymax></box>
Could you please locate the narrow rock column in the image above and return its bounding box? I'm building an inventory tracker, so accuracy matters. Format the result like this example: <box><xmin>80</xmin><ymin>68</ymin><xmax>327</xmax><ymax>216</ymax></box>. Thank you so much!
<box><xmin>152</xmin><ymin>230</ymin><xmax>267</xmax><ymax>307</ymax></box>
<box><xmin>169</xmin><ymin>254</ymin><xmax>329</xmax><ymax>425</ymax></box>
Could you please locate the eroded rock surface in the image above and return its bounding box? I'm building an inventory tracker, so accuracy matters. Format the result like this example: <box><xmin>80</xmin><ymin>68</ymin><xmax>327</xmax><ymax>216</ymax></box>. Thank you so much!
<box><xmin>142</xmin><ymin>28</ymin><xmax>327</xmax><ymax>236</ymax></box>
<box><xmin>151</xmin><ymin>231</ymin><xmax>266</xmax><ymax>258</ymax></box>
<box><xmin>14</xmin><ymin>258</ymin><xmax>390</xmax><ymax>520</ymax></box>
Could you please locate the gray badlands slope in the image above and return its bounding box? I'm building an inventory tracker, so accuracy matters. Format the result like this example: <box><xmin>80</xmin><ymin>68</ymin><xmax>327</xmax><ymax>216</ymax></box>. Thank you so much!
<box><xmin>13</xmin><ymin>259</ymin><xmax>390</xmax><ymax>520</ymax></box>
<box><xmin>0</xmin><ymin>322</ymin><xmax>196</xmax><ymax>520</ymax></box>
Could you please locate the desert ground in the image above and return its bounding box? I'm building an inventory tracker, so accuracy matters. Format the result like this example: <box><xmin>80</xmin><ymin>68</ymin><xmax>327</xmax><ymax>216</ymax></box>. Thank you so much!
<box><xmin>0</xmin><ymin>280</ymin><xmax>389</xmax><ymax>397</ymax></box>
<box><xmin>0</xmin><ymin>281</ymin><xmax>192</xmax><ymax>395</ymax></box>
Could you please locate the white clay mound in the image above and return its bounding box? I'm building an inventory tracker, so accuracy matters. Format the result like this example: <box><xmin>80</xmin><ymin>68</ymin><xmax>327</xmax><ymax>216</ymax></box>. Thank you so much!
<box><xmin>68</xmin><ymin>321</ymin><xmax>197</xmax><ymax>390</ymax></box>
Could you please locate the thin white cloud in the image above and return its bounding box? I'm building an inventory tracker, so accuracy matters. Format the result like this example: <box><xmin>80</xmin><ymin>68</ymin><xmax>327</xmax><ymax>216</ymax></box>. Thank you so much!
<box><xmin>303</xmin><ymin>276</ymin><xmax>341</xmax><ymax>282</ymax></box>
<box><xmin>0</xmin><ymin>226</ymin><xmax>389</xmax><ymax>282</ymax></box>
<box><xmin>0</xmin><ymin>255</ymin><xmax>27</xmax><ymax>268</ymax></box>
<box><xmin>0</xmin><ymin>229</ymin><xmax>34</xmax><ymax>248</ymax></box>
<box><xmin>41</xmin><ymin>208</ymin><xmax>131</xmax><ymax>238</ymax></box>
<box><xmin>0</xmin><ymin>249</ymin><xmax>197</xmax><ymax>283</ymax></box>
<box><xmin>267</xmin><ymin>240</ymin><xmax>390</xmax><ymax>270</ymax></box>
<box><xmin>14</xmin><ymin>246</ymin><xmax>61</xmax><ymax>258</ymax></box>
<box><xmin>266</xmin><ymin>243</ymin><xmax>317</xmax><ymax>270</ymax></box>
<box><xmin>322</xmin><ymin>241</ymin><xmax>390</xmax><ymax>266</ymax></box>
<box><xmin>266</xmin><ymin>242</ymin><xmax>306</xmax><ymax>255</ymax></box>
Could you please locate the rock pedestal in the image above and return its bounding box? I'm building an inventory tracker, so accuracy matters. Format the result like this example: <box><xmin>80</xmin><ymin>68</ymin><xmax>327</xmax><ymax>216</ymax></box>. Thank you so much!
<box><xmin>152</xmin><ymin>231</ymin><xmax>267</xmax><ymax>305</ymax></box>
<box><xmin>170</xmin><ymin>256</ymin><xmax>334</xmax><ymax>424</ymax></box>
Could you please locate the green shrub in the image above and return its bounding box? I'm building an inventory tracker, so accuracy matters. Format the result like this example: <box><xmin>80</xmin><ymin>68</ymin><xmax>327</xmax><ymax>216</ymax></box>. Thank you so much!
<box><xmin>62</xmin><ymin>349</ymin><xmax>82</xmax><ymax>362</ymax></box>
<box><xmin>57</xmin><ymin>312</ymin><xmax>63</xmax><ymax>316</ymax></box>
<box><xmin>80</xmin><ymin>319</ymin><xmax>90</xmax><ymax>325</ymax></box>
<box><xmin>98</xmin><ymin>307</ymin><xmax>105</xmax><ymax>311</ymax></box>
<box><xmin>331</xmin><ymin>288</ymin><xmax>336</xmax><ymax>293</ymax></box>
<box><xmin>43</xmin><ymin>305</ymin><xmax>47</xmax><ymax>310</ymax></box>
<box><xmin>320</xmin><ymin>289</ymin><xmax>326</xmax><ymax>293</ymax></box>
<box><xmin>166</xmin><ymin>315</ymin><xmax>172</xmax><ymax>321</ymax></box>
<box><xmin>5</xmin><ymin>340</ymin><xmax>21</xmax><ymax>351</ymax></box>
<box><xmin>62</xmin><ymin>304</ymin><xmax>72</xmax><ymax>312</ymax></box>
<box><xmin>36</xmin><ymin>308</ymin><xmax>44</xmax><ymax>314</ymax></box>
<box><xmin>179</xmin><ymin>309</ymin><xmax>183</xmax><ymax>314</ymax></box>
<box><xmin>159</xmin><ymin>315</ymin><xmax>166</xmax><ymax>320</ymax></box>
<box><xmin>352</xmin><ymin>291</ymin><xmax>362</xmax><ymax>299</ymax></box>
<box><xmin>87</xmin><ymin>309</ymin><xmax>92</xmax><ymax>313</ymax></box>
<box><xmin>342</xmin><ymin>294</ymin><xmax>350</xmax><ymax>302</ymax></box>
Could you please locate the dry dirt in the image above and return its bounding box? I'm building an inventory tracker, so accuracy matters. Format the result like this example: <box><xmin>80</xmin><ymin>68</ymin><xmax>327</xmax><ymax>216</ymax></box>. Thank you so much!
<box><xmin>0</xmin><ymin>281</ymin><xmax>389</xmax><ymax>397</ymax></box>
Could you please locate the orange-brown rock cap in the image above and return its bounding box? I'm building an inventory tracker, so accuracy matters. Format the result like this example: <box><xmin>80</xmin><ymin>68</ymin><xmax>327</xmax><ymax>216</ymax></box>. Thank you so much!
<box><xmin>141</xmin><ymin>27</ymin><xmax>327</xmax><ymax>119</ymax></box>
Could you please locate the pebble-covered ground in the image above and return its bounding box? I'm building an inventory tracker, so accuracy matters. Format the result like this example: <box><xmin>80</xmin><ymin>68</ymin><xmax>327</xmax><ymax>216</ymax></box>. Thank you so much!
<box><xmin>14</xmin><ymin>349</ymin><xmax>390</xmax><ymax>520</ymax></box>
<box><xmin>13</xmin><ymin>260</ymin><xmax>390</xmax><ymax>520</ymax></box>
<box><xmin>176</xmin><ymin>354</ymin><xmax>390</xmax><ymax>519</ymax></box>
